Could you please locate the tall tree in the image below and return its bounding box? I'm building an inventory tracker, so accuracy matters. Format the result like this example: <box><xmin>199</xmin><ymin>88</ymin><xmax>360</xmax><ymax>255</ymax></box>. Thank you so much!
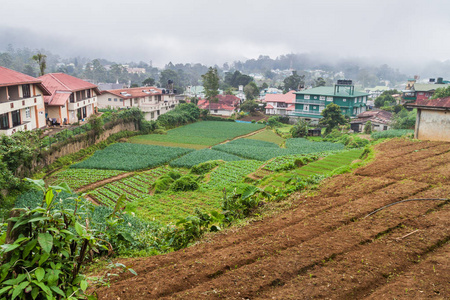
<box><xmin>319</xmin><ymin>103</ymin><xmax>347</xmax><ymax>135</ymax></box>
<box><xmin>283</xmin><ymin>70</ymin><xmax>305</xmax><ymax>93</ymax></box>
<box><xmin>244</xmin><ymin>82</ymin><xmax>259</xmax><ymax>100</ymax></box>
<box><xmin>201</xmin><ymin>67</ymin><xmax>220</xmax><ymax>111</ymax></box>
<box><xmin>314</xmin><ymin>77</ymin><xmax>326</xmax><ymax>87</ymax></box>
<box><xmin>32</xmin><ymin>52</ymin><xmax>47</xmax><ymax>76</ymax></box>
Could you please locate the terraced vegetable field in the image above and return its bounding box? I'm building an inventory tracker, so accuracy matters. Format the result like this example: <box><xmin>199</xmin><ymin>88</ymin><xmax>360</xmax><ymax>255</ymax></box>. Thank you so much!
<box><xmin>212</xmin><ymin>138</ymin><xmax>344</xmax><ymax>160</ymax></box>
<box><xmin>130</xmin><ymin>121</ymin><xmax>265</xmax><ymax>148</ymax></box>
<box><xmin>71</xmin><ymin>143</ymin><xmax>193</xmax><ymax>171</ymax></box>
<box><xmin>96</xmin><ymin>139</ymin><xmax>450</xmax><ymax>300</ymax></box>
<box><xmin>47</xmin><ymin>169</ymin><xmax>126</xmax><ymax>190</ymax></box>
<box><xmin>88</xmin><ymin>167</ymin><xmax>172</xmax><ymax>206</ymax></box>
<box><xmin>205</xmin><ymin>160</ymin><xmax>264</xmax><ymax>191</ymax></box>
<box><xmin>169</xmin><ymin>149</ymin><xmax>243</xmax><ymax>168</ymax></box>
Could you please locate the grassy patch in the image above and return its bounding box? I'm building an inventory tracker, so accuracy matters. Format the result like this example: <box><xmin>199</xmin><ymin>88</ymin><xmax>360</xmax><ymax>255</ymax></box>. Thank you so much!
<box><xmin>246</xmin><ymin>129</ymin><xmax>285</xmax><ymax>145</ymax></box>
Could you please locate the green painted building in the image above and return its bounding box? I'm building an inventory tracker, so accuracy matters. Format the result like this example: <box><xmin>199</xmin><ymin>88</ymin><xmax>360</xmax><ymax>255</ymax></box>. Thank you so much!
<box><xmin>293</xmin><ymin>83</ymin><xmax>369</xmax><ymax>120</ymax></box>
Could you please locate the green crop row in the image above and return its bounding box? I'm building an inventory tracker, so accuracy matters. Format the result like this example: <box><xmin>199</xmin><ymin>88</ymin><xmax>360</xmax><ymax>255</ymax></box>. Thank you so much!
<box><xmin>205</xmin><ymin>160</ymin><xmax>263</xmax><ymax>191</ymax></box>
<box><xmin>169</xmin><ymin>149</ymin><xmax>243</xmax><ymax>168</ymax></box>
<box><xmin>130</xmin><ymin>121</ymin><xmax>265</xmax><ymax>147</ymax></box>
<box><xmin>371</xmin><ymin>129</ymin><xmax>414</xmax><ymax>140</ymax></box>
<box><xmin>212</xmin><ymin>138</ymin><xmax>344</xmax><ymax>161</ymax></box>
<box><xmin>48</xmin><ymin>168</ymin><xmax>125</xmax><ymax>190</ymax></box>
<box><xmin>71</xmin><ymin>143</ymin><xmax>194</xmax><ymax>171</ymax></box>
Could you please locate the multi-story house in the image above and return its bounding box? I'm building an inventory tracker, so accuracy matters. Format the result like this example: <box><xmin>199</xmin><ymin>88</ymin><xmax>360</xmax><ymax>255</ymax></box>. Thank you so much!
<box><xmin>264</xmin><ymin>90</ymin><xmax>296</xmax><ymax>115</ymax></box>
<box><xmin>402</xmin><ymin>78</ymin><xmax>450</xmax><ymax>103</ymax></box>
<box><xmin>97</xmin><ymin>87</ymin><xmax>179</xmax><ymax>121</ymax></box>
<box><xmin>293</xmin><ymin>80</ymin><xmax>369</xmax><ymax>123</ymax></box>
<box><xmin>0</xmin><ymin>66</ymin><xmax>50</xmax><ymax>135</ymax></box>
<box><xmin>39</xmin><ymin>73</ymin><xmax>100</xmax><ymax>124</ymax></box>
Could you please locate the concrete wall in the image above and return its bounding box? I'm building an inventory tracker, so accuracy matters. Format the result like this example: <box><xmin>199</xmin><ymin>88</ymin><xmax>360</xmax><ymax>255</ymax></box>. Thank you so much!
<box><xmin>416</xmin><ymin>109</ymin><xmax>450</xmax><ymax>141</ymax></box>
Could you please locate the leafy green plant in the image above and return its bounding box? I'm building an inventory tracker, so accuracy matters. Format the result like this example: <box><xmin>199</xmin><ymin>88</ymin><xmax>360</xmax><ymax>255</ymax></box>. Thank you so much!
<box><xmin>0</xmin><ymin>179</ymin><xmax>99</xmax><ymax>300</ymax></box>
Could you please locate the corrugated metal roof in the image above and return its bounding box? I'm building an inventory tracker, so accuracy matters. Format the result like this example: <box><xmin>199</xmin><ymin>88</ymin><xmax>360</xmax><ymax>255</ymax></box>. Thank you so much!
<box><xmin>264</xmin><ymin>90</ymin><xmax>296</xmax><ymax>103</ymax></box>
<box><xmin>413</xmin><ymin>83</ymin><xmax>449</xmax><ymax>92</ymax></box>
<box><xmin>295</xmin><ymin>86</ymin><xmax>369</xmax><ymax>97</ymax></box>
<box><xmin>407</xmin><ymin>96</ymin><xmax>450</xmax><ymax>109</ymax></box>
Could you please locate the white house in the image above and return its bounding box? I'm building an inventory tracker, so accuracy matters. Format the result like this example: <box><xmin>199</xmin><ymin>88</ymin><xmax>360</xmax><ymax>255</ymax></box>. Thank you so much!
<box><xmin>39</xmin><ymin>73</ymin><xmax>100</xmax><ymax>124</ymax></box>
<box><xmin>97</xmin><ymin>87</ymin><xmax>179</xmax><ymax>121</ymax></box>
<box><xmin>264</xmin><ymin>90</ymin><xmax>296</xmax><ymax>115</ymax></box>
<box><xmin>0</xmin><ymin>66</ymin><xmax>50</xmax><ymax>135</ymax></box>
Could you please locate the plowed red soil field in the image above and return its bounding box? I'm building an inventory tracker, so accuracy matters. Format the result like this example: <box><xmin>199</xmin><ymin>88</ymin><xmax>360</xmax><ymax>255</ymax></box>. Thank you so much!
<box><xmin>96</xmin><ymin>139</ymin><xmax>449</xmax><ymax>299</ymax></box>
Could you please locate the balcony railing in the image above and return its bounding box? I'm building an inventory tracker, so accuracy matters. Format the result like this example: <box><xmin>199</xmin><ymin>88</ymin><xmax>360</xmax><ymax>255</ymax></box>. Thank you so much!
<box><xmin>0</xmin><ymin>97</ymin><xmax>41</xmax><ymax>114</ymax></box>
<box><xmin>294</xmin><ymin>110</ymin><xmax>322</xmax><ymax>115</ymax></box>
<box><xmin>0</xmin><ymin>121</ymin><xmax>31</xmax><ymax>136</ymax></box>
<box><xmin>295</xmin><ymin>99</ymin><xmax>326</xmax><ymax>105</ymax></box>
<box><xmin>68</xmin><ymin>97</ymin><xmax>97</xmax><ymax>111</ymax></box>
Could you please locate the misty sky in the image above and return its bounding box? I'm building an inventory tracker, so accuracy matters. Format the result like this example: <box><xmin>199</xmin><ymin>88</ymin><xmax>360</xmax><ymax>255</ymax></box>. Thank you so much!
<box><xmin>1</xmin><ymin>0</ymin><xmax>450</xmax><ymax>67</ymax></box>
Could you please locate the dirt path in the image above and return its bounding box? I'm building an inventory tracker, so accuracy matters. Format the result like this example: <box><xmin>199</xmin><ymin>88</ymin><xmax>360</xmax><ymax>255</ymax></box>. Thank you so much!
<box><xmin>95</xmin><ymin>139</ymin><xmax>450</xmax><ymax>299</ymax></box>
<box><xmin>75</xmin><ymin>172</ymin><xmax>135</xmax><ymax>193</ymax></box>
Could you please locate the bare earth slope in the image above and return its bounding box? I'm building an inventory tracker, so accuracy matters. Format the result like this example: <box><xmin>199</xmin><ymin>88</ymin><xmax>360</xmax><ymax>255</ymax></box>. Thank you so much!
<box><xmin>96</xmin><ymin>139</ymin><xmax>450</xmax><ymax>299</ymax></box>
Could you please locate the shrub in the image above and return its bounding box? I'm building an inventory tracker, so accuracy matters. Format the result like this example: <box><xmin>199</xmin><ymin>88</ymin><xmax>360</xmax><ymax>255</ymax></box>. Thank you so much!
<box><xmin>170</xmin><ymin>175</ymin><xmax>199</xmax><ymax>192</ymax></box>
<box><xmin>190</xmin><ymin>160</ymin><xmax>222</xmax><ymax>175</ymax></box>
<box><xmin>153</xmin><ymin>175</ymin><xmax>175</xmax><ymax>194</ymax></box>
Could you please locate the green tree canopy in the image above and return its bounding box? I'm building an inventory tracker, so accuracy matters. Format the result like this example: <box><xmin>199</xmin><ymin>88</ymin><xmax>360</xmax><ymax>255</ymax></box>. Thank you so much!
<box><xmin>244</xmin><ymin>82</ymin><xmax>259</xmax><ymax>100</ymax></box>
<box><xmin>224</xmin><ymin>70</ymin><xmax>253</xmax><ymax>88</ymax></box>
<box><xmin>142</xmin><ymin>77</ymin><xmax>156</xmax><ymax>86</ymax></box>
<box><xmin>283</xmin><ymin>70</ymin><xmax>305</xmax><ymax>93</ymax></box>
<box><xmin>32</xmin><ymin>52</ymin><xmax>47</xmax><ymax>76</ymax></box>
<box><xmin>240</xmin><ymin>99</ymin><xmax>259</xmax><ymax>113</ymax></box>
<box><xmin>431</xmin><ymin>86</ymin><xmax>450</xmax><ymax>99</ymax></box>
<box><xmin>320</xmin><ymin>103</ymin><xmax>348</xmax><ymax>134</ymax></box>
<box><xmin>314</xmin><ymin>77</ymin><xmax>326</xmax><ymax>87</ymax></box>
<box><xmin>290</xmin><ymin>119</ymin><xmax>309</xmax><ymax>137</ymax></box>
<box><xmin>202</xmin><ymin>67</ymin><xmax>220</xmax><ymax>110</ymax></box>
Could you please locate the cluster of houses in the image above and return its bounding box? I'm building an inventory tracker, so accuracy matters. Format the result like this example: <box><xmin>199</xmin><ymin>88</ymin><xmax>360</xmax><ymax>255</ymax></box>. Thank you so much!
<box><xmin>1</xmin><ymin>65</ymin><xmax>448</xmax><ymax>141</ymax></box>
<box><xmin>0</xmin><ymin>66</ymin><xmax>179</xmax><ymax>136</ymax></box>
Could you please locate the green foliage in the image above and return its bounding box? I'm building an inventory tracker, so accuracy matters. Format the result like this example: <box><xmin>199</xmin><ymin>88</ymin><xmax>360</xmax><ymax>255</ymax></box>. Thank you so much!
<box><xmin>263</xmin><ymin>154</ymin><xmax>321</xmax><ymax>172</ymax></box>
<box><xmin>153</xmin><ymin>175</ymin><xmax>175</xmax><ymax>194</ymax></box>
<box><xmin>71</xmin><ymin>143</ymin><xmax>193</xmax><ymax>171</ymax></box>
<box><xmin>431</xmin><ymin>85</ymin><xmax>450</xmax><ymax>99</ymax></box>
<box><xmin>391</xmin><ymin>108</ymin><xmax>416</xmax><ymax>129</ymax></box>
<box><xmin>320</xmin><ymin>103</ymin><xmax>348</xmax><ymax>135</ymax></box>
<box><xmin>267</xmin><ymin>116</ymin><xmax>282</xmax><ymax>128</ymax></box>
<box><xmin>0</xmin><ymin>181</ymin><xmax>98</xmax><ymax>299</ymax></box>
<box><xmin>223</xmin><ymin>70</ymin><xmax>253</xmax><ymax>89</ymax></box>
<box><xmin>170</xmin><ymin>175</ymin><xmax>199</xmax><ymax>192</ymax></box>
<box><xmin>363</xmin><ymin>120</ymin><xmax>372</xmax><ymax>134</ymax></box>
<box><xmin>202</xmin><ymin>67</ymin><xmax>220</xmax><ymax>103</ymax></box>
<box><xmin>156</xmin><ymin>103</ymin><xmax>201</xmax><ymax>129</ymax></box>
<box><xmin>290</xmin><ymin>119</ymin><xmax>309</xmax><ymax>138</ymax></box>
<box><xmin>323</xmin><ymin>129</ymin><xmax>370</xmax><ymax>149</ymax></box>
<box><xmin>370</xmin><ymin>129</ymin><xmax>414</xmax><ymax>140</ymax></box>
<box><xmin>170</xmin><ymin>149</ymin><xmax>242</xmax><ymax>168</ymax></box>
<box><xmin>240</xmin><ymin>100</ymin><xmax>259</xmax><ymax>113</ymax></box>
<box><xmin>212</xmin><ymin>138</ymin><xmax>344</xmax><ymax>161</ymax></box>
<box><xmin>206</xmin><ymin>160</ymin><xmax>263</xmax><ymax>191</ymax></box>
<box><xmin>374</xmin><ymin>94</ymin><xmax>396</xmax><ymax>108</ymax></box>
<box><xmin>243</xmin><ymin>82</ymin><xmax>259</xmax><ymax>100</ymax></box>
<box><xmin>190</xmin><ymin>160</ymin><xmax>223</xmax><ymax>175</ymax></box>
<box><xmin>283</xmin><ymin>70</ymin><xmax>305</xmax><ymax>93</ymax></box>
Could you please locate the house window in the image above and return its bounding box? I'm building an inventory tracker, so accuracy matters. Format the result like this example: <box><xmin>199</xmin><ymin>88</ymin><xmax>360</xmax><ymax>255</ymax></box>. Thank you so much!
<box><xmin>314</xmin><ymin>96</ymin><xmax>317</xmax><ymax>99</ymax></box>
<box><xmin>11</xmin><ymin>110</ymin><xmax>21</xmax><ymax>127</ymax></box>
<box><xmin>354</xmin><ymin>99</ymin><xmax>357</xmax><ymax>103</ymax></box>
<box><xmin>214</xmin><ymin>110</ymin><xmax>218</xmax><ymax>113</ymax></box>
<box><xmin>22</xmin><ymin>84</ymin><xmax>31</xmax><ymax>98</ymax></box>
<box><xmin>304</xmin><ymin>95</ymin><xmax>310</xmax><ymax>100</ymax></box>
<box><xmin>363</xmin><ymin>96</ymin><xmax>366</xmax><ymax>101</ymax></box>
<box><xmin>0</xmin><ymin>113</ymin><xmax>9</xmax><ymax>129</ymax></box>
<box><xmin>25</xmin><ymin>107</ymin><xmax>31</xmax><ymax>118</ymax></box>
<box><xmin>70</xmin><ymin>94</ymin><xmax>75</xmax><ymax>103</ymax></box>
<box><xmin>120</xmin><ymin>99</ymin><xmax>123</xmax><ymax>102</ymax></box>
<box><xmin>319</xmin><ymin>96</ymin><xmax>325</xmax><ymax>100</ymax></box>
<box><xmin>313</xmin><ymin>106</ymin><xmax>317</xmax><ymax>109</ymax></box>
<box><xmin>114</xmin><ymin>98</ymin><xmax>117</xmax><ymax>102</ymax></box>
<box><xmin>326</xmin><ymin>96</ymin><xmax>333</xmax><ymax>101</ymax></box>
<box><xmin>151</xmin><ymin>112</ymin><xmax>155</xmax><ymax>119</ymax></box>
<box><xmin>303</xmin><ymin>104</ymin><xmax>309</xmax><ymax>111</ymax></box>
<box><xmin>108</xmin><ymin>98</ymin><xmax>112</xmax><ymax>102</ymax></box>
<box><xmin>418</xmin><ymin>92</ymin><xmax>424</xmax><ymax>95</ymax></box>
<box><xmin>86</xmin><ymin>89</ymin><xmax>91</xmax><ymax>98</ymax></box>
<box><xmin>383</xmin><ymin>126</ymin><xmax>388</xmax><ymax>130</ymax></box>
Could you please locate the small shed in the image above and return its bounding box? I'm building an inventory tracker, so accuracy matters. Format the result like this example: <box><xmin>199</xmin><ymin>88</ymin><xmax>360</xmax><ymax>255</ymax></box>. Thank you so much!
<box><xmin>308</xmin><ymin>128</ymin><xmax>322</xmax><ymax>136</ymax></box>
<box><xmin>406</xmin><ymin>97</ymin><xmax>450</xmax><ymax>141</ymax></box>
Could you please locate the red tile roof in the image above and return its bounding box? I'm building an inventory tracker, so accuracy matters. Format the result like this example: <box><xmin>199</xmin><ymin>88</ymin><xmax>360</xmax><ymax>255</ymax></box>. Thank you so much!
<box><xmin>407</xmin><ymin>97</ymin><xmax>450</xmax><ymax>109</ymax></box>
<box><xmin>197</xmin><ymin>99</ymin><xmax>235</xmax><ymax>111</ymax></box>
<box><xmin>47</xmin><ymin>92</ymin><xmax>71</xmax><ymax>106</ymax></box>
<box><xmin>265</xmin><ymin>104</ymin><xmax>274</xmax><ymax>109</ymax></box>
<box><xmin>287</xmin><ymin>104</ymin><xmax>295</xmax><ymax>111</ymax></box>
<box><xmin>39</xmin><ymin>73</ymin><xmax>100</xmax><ymax>104</ymax></box>
<box><xmin>102</xmin><ymin>87</ymin><xmax>162</xmax><ymax>99</ymax></box>
<box><xmin>0</xmin><ymin>66</ymin><xmax>51</xmax><ymax>95</ymax></box>
<box><xmin>264</xmin><ymin>90</ymin><xmax>296</xmax><ymax>103</ymax></box>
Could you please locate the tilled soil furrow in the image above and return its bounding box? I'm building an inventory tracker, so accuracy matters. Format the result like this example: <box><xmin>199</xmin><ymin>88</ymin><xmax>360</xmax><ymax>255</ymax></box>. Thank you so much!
<box><xmin>164</xmin><ymin>196</ymin><xmax>448</xmax><ymax>299</ymax></box>
<box><xmin>365</xmin><ymin>243</ymin><xmax>450</xmax><ymax>299</ymax></box>
<box><xmin>97</xmin><ymin>180</ymin><xmax>431</xmax><ymax>299</ymax></box>
<box><xmin>256</xmin><ymin>206</ymin><xmax>450</xmax><ymax>300</ymax></box>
